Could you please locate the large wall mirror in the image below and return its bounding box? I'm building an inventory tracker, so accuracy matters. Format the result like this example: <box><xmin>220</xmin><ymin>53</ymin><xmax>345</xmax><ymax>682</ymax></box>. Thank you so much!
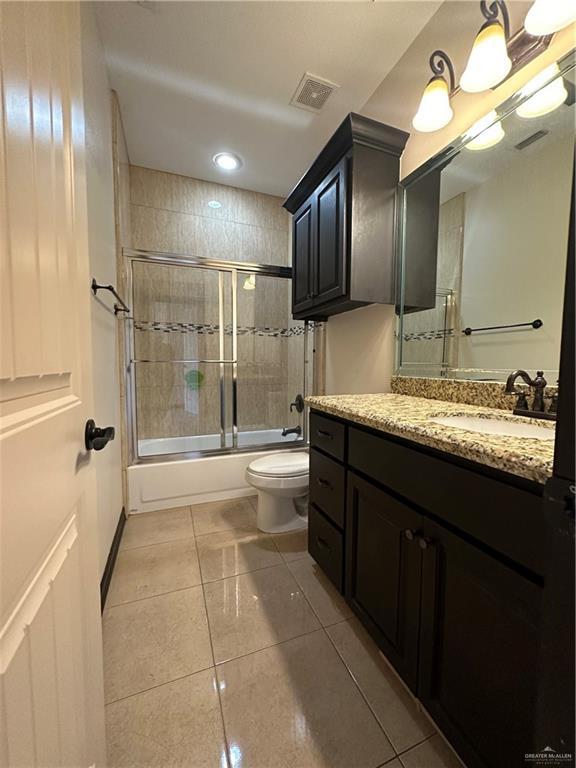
<box><xmin>397</xmin><ymin>52</ymin><xmax>575</xmax><ymax>382</ymax></box>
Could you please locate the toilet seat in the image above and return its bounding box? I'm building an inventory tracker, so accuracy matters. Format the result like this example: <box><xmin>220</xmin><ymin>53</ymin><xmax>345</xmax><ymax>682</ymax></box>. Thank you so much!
<box><xmin>248</xmin><ymin>452</ymin><xmax>309</xmax><ymax>478</ymax></box>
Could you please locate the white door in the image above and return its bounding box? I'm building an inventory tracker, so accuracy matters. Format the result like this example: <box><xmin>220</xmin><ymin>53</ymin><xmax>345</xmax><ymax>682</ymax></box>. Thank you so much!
<box><xmin>0</xmin><ymin>2</ymin><xmax>106</xmax><ymax>765</ymax></box>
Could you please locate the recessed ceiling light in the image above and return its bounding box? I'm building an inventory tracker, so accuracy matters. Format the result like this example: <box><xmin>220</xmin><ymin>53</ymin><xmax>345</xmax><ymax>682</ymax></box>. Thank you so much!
<box><xmin>207</xmin><ymin>200</ymin><xmax>222</xmax><ymax>209</ymax></box>
<box><xmin>213</xmin><ymin>152</ymin><xmax>242</xmax><ymax>171</ymax></box>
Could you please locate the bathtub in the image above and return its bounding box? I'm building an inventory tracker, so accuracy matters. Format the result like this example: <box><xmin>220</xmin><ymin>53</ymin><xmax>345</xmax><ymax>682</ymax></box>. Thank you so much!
<box><xmin>138</xmin><ymin>429</ymin><xmax>299</xmax><ymax>456</ymax></box>
<box><xmin>128</xmin><ymin>429</ymin><xmax>304</xmax><ymax>514</ymax></box>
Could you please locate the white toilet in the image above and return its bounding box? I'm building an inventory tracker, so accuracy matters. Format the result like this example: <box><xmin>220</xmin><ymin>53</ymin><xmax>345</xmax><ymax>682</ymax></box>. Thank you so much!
<box><xmin>246</xmin><ymin>452</ymin><xmax>309</xmax><ymax>533</ymax></box>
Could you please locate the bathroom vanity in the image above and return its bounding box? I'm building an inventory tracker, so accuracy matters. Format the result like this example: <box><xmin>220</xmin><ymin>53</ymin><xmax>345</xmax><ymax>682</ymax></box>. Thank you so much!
<box><xmin>306</xmin><ymin>397</ymin><xmax>551</xmax><ymax>768</ymax></box>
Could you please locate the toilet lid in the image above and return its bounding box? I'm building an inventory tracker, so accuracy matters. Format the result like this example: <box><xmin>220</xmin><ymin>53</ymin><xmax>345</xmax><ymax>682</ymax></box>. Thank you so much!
<box><xmin>249</xmin><ymin>452</ymin><xmax>309</xmax><ymax>477</ymax></box>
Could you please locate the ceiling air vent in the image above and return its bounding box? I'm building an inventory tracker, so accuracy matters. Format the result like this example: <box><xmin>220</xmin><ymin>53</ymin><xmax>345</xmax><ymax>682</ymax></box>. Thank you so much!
<box><xmin>515</xmin><ymin>130</ymin><xmax>549</xmax><ymax>150</ymax></box>
<box><xmin>290</xmin><ymin>73</ymin><xmax>340</xmax><ymax>113</ymax></box>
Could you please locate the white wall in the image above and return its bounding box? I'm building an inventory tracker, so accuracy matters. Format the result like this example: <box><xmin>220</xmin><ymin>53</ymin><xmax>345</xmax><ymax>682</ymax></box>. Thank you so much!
<box><xmin>459</xmin><ymin>135</ymin><xmax>573</xmax><ymax>374</ymax></box>
<box><xmin>325</xmin><ymin>304</ymin><xmax>396</xmax><ymax>393</ymax></box>
<box><xmin>81</xmin><ymin>5</ymin><xmax>123</xmax><ymax>577</ymax></box>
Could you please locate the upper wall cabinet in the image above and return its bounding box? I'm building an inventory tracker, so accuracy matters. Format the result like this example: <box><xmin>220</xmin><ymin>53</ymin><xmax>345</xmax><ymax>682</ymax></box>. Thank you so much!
<box><xmin>284</xmin><ymin>114</ymin><xmax>409</xmax><ymax>320</ymax></box>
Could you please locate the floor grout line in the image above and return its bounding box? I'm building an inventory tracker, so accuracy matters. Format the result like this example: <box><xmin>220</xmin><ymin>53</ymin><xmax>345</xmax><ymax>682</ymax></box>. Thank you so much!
<box><xmin>214</xmin><ymin>625</ymin><xmax>327</xmax><ymax>669</ymax></box>
<box><xmin>119</xmin><ymin>532</ymin><xmax>196</xmax><ymax>552</ymax></box>
<box><xmin>106</xmin><ymin>581</ymin><xmax>204</xmax><ymax>610</ymax></box>
<box><xmin>396</xmin><ymin>734</ymin><xmax>435</xmax><ymax>757</ymax></box>
<box><xmin>322</xmin><ymin>622</ymin><xmax>401</xmax><ymax>759</ymax></box>
<box><xmin>198</xmin><ymin>554</ymin><xmax>233</xmax><ymax>768</ymax></box>
<box><xmin>104</xmin><ymin>664</ymin><xmax>216</xmax><ymax>707</ymax></box>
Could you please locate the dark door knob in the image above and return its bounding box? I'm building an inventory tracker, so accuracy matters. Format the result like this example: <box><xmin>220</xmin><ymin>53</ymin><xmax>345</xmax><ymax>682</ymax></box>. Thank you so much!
<box><xmin>85</xmin><ymin>419</ymin><xmax>115</xmax><ymax>451</ymax></box>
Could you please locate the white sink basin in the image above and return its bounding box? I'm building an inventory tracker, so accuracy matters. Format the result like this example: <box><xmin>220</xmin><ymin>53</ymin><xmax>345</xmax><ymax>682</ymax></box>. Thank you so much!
<box><xmin>429</xmin><ymin>415</ymin><xmax>555</xmax><ymax>440</ymax></box>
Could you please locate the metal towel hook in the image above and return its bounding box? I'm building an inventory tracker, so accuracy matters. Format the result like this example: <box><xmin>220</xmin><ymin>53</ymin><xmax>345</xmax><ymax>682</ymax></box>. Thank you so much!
<box><xmin>91</xmin><ymin>278</ymin><xmax>130</xmax><ymax>315</ymax></box>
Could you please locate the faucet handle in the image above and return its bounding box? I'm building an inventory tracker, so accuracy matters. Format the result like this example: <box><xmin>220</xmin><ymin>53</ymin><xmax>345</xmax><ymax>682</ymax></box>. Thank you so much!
<box><xmin>515</xmin><ymin>392</ymin><xmax>529</xmax><ymax>410</ymax></box>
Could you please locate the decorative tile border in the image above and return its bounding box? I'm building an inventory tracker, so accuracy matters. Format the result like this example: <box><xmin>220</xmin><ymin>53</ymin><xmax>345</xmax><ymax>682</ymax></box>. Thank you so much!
<box><xmin>133</xmin><ymin>320</ymin><xmax>306</xmax><ymax>338</ymax></box>
<box><xmin>398</xmin><ymin>329</ymin><xmax>455</xmax><ymax>342</ymax></box>
<box><xmin>391</xmin><ymin>375</ymin><xmax>558</xmax><ymax>412</ymax></box>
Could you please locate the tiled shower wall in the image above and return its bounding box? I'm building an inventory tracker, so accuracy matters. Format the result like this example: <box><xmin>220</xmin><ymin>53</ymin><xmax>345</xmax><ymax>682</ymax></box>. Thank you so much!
<box><xmin>129</xmin><ymin>166</ymin><xmax>290</xmax><ymax>264</ymax></box>
<box><xmin>127</xmin><ymin>167</ymin><xmax>304</xmax><ymax>441</ymax></box>
<box><xmin>400</xmin><ymin>193</ymin><xmax>464</xmax><ymax>368</ymax></box>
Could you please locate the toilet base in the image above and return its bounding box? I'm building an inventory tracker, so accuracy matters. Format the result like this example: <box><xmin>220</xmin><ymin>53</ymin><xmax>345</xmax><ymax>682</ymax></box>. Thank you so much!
<box><xmin>256</xmin><ymin>492</ymin><xmax>308</xmax><ymax>534</ymax></box>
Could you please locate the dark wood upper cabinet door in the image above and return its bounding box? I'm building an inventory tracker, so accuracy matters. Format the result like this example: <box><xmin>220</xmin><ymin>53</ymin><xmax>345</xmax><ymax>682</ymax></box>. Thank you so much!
<box><xmin>419</xmin><ymin>519</ymin><xmax>542</xmax><ymax>768</ymax></box>
<box><xmin>314</xmin><ymin>157</ymin><xmax>347</xmax><ymax>306</ymax></box>
<box><xmin>346</xmin><ymin>471</ymin><xmax>422</xmax><ymax>691</ymax></box>
<box><xmin>292</xmin><ymin>195</ymin><xmax>315</xmax><ymax>314</ymax></box>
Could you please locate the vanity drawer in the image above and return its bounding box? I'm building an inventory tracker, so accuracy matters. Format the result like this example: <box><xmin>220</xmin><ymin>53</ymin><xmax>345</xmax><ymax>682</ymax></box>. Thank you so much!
<box><xmin>310</xmin><ymin>412</ymin><xmax>346</xmax><ymax>461</ymax></box>
<box><xmin>308</xmin><ymin>504</ymin><xmax>344</xmax><ymax>592</ymax></box>
<box><xmin>310</xmin><ymin>448</ymin><xmax>345</xmax><ymax>528</ymax></box>
<box><xmin>348</xmin><ymin>425</ymin><xmax>544</xmax><ymax>575</ymax></box>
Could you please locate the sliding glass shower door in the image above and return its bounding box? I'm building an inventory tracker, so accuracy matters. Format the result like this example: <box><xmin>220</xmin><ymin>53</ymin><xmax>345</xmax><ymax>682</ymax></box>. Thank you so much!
<box><xmin>126</xmin><ymin>253</ymin><xmax>310</xmax><ymax>461</ymax></box>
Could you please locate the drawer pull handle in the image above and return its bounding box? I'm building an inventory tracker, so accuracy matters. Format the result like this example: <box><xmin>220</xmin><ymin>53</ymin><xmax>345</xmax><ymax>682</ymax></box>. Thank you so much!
<box><xmin>316</xmin><ymin>477</ymin><xmax>333</xmax><ymax>489</ymax></box>
<box><xmin>316</xmin><ymin>536</ymin><xmax>331</xmax><ymax>552</ymax></box>
<box><xmin>316</xmin><ymin>429</ymin><xmax>333</xmax><ymax>440</ymax></box>
<box><xmin>404</xmin><ymin>529</ymin><xmax>415</xmax><ymax>541</ymax></box>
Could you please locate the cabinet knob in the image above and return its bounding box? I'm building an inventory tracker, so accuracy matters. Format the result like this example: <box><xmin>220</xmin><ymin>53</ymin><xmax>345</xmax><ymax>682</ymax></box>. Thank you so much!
<box><xmin>418</xmin><ymin>537</ymin><xmax>430</xmax><ymax>551</ymax></box>
<box><xmin>404</xmin><ymin>529</ymin><xmax>415</xmax><ymax>541</ymax></box>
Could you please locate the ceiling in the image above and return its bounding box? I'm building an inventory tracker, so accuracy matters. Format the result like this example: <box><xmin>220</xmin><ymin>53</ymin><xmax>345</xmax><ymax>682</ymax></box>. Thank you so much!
<box><xmin>94</xmin><ymin>0</ymin><xmax>442</xmax><ymax>198</ymax></box>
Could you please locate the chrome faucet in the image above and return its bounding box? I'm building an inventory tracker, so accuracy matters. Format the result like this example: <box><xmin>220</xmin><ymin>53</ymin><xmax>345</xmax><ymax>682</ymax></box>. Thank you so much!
<box><xmin>505</xmin><ymin>369</ymin><xmax>555</xmax><ymax>420</ymax></box>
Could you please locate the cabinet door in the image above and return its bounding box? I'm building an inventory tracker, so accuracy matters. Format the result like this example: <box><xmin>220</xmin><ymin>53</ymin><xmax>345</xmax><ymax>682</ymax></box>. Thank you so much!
<box><xmin>314</xmin><ymin>156</ymin><xmax>347</xmax><ymax>306</ymax></box>
<box><xmin>292</xmin><ymin>195</ymin><xmax>315</xmax><ymax>314</ymax></box>
<box><xmin>346</xmin><ymin>472</ymin><xmax>423</xmax><ymax>690</ymax></box>
<box><xmin>419</xmin><ymin>519</ymin><xmax>542</xmax><ymax>768</ymax></box>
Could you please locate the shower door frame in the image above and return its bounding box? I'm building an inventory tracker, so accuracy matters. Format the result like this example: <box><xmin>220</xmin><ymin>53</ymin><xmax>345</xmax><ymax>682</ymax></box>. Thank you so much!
<box><xmin>123</xmin><ymin>248</ymin><xmax>311</xmax><ymax>465</ymax></box>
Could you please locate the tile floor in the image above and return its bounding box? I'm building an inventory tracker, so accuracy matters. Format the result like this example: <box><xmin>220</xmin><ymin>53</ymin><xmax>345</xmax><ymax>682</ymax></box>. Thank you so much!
<box><xmin>103</xmin><ymin>497</ymin><xmax>465</xmax><ymax>768</ymax></box>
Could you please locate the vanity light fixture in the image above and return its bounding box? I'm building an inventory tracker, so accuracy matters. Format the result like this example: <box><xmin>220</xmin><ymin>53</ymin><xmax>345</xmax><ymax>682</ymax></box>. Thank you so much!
<box><xmin>412</xmin><ymin>50</ymin><xmax>456</xmax><ymax>132</ymax></box>
<box><xmin>464</xmin><ymin>110</ymin><xmax>505</xmax><ymax>150</ymax></box>
<box><xmin>213</xmin><ymin>152</ymin><xmax>242</xmax><ymax>171</ymax></box>
<box><xmin>516</xmin><ymin>63</ymin><xmax>568</xmax><ymax>118</ymax></box>
<box><xmin>524</xmin><ymin>0</ymin><xmax>576</xmax><ymax>35</ymax></box>
<box><xmin>460</xmin><ymin>1</ymin><xmax>512</xmax><ymax>93</ymax></box>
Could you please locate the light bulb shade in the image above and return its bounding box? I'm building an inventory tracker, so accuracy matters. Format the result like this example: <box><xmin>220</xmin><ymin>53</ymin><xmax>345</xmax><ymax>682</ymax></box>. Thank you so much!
<box><xmin>460</xmin><ymin>22</ymin><xmax>512</xmax><ymax>93</ymax></box>
<box><xmin>516</xmin><ymin>64</ymin><xmax>568</xmax><ymax>118</ymax></box>
<box><xmin>465</xmin><ymin>110</ymin><xmax>505</xmax><ymax>150</ymax></box>
<box><xmin>412</xmin><ymin>77</ymin><xmax>454</xmax><ymax>132</ymax></box>
<box><xmin>525</xmin><ymin>0</ymin><xmax>576</xmax><ymax>35</ymax></box>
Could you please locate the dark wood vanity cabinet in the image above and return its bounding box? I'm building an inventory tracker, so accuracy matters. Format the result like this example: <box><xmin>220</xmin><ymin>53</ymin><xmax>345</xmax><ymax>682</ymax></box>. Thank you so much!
<box><xmin>308</xmin><ymin>410</ymin><xmax>545</xmax><ymax>768</ymax></box>
<box><xmin>346</xmin><ymin>472</ymin><xmax>423</xmax><ymax>691</ymax></box>
<box><xmin>418</xmin><ymin>518</ymin><xmax>542</xmax><ymax>768</ymax></box>
<box><xmin>284</xmin><ymin>114</ymin><xmax>408</xmax><ymax>320</ymax></box>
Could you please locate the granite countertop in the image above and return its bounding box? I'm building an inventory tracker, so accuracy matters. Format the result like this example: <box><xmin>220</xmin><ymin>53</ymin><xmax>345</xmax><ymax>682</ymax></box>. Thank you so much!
<box><xmin>306</xmin><ymin>393</ymin><xmax>555</xmax><ymax>484</ymax></box>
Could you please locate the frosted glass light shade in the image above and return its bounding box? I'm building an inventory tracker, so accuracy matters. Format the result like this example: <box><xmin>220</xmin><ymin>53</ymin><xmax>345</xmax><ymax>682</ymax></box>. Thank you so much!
<box><xmin>525</xmin><ymin>0</ymin><xmax>576</xmax><ymax>35</ymax></box>
<box><xmin>412</xmin><ymin>77</ymin><xmax>454</xmax><ymax>132</ymax></box>
<box><xmin>460</xmin><ymin>22</ymin><xmax>512</xmax><ymax>93</ymax></box>
<box><xmin>243</xmin><ymin>274</ymin><xmax>256</xmax><ymax>290</ymax></box>
<box><xmin>516</xmin><ymin>64</ymin><xmax>568</xmax><ymax>118</ymax></box>
<box><xmin>465</xmin><ymin>110</ymin><xmax>505</xmax><ymax>150</ymax></box>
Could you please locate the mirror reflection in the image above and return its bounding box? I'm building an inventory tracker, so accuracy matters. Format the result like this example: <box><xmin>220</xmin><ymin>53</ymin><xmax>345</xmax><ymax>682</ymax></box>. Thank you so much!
<box><xmin>398</xmin><ymin>60</ymin><xmax>575</xmax><ymax>381</ymax></box>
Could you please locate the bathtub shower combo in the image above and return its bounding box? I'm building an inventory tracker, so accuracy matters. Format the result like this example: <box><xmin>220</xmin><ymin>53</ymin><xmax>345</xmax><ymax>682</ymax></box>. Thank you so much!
<box><xmin>123</xmin><ymin>249</ymin><xmax>315</xmax><ymax>514</ymax></box>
